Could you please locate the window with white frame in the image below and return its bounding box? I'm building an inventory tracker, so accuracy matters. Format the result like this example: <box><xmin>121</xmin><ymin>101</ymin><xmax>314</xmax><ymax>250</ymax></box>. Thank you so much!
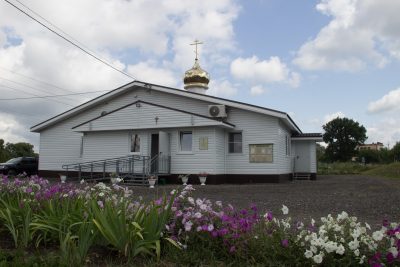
<box><xmin>228</xmin><ymin>132</ymin><xmax>242</xmax><ymax>153</ymax></box>
<box><xmin>130</xmin><ymin>133</ymin><xmax>140</xmax><ymax>153</ymax></box>
<box><xmin>249</xmin><ymin>144</ymin><xmax>273</xmax><ymax>163</ymax></box>
<box><xmin>180</xmin><ymin>131</ymin><xmax>192</xmax><ymax>151</ymax></box>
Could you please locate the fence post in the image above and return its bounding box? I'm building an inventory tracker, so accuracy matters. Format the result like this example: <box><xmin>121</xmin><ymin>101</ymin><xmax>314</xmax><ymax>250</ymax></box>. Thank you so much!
<box><xmin>116</xmin><ymin>160</ymin><xmax>119</xmax><ymax>176</ymax></box>
<box><xmin>78</xmin><ymin>164</ymin><xmax>81</xmax><ymax>180</ymax></box>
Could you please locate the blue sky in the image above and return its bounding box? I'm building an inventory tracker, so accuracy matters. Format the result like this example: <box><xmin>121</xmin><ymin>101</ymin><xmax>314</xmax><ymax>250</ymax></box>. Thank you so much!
<box><xmin>0</xmin><ymin>0</ymin><xmax>400</xmax><ymax>149</ymax></box>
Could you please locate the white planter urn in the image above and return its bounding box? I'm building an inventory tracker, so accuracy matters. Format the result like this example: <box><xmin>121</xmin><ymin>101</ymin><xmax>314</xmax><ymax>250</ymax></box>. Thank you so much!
<box><xmin>111</xmin><ymin>177</ymin><xmax>120</xmax><ymax>185</ymax></box>
<box><xmin>148</xmin><ymin>179</ymin><xmax>156</xmax><ymax>188</ymax></box>
<box><xmin>60</xmin><ymin>175</ymin><xmax>67</xmax><ymax>183</ymax></box>
<box><xmin>181</xmin><ymin>176</ymin><xmax>188</xmax><ymax>186</ymax></box>
<box><xmin>199</xmin><ymin>176</ymin><xmax>207</xmax><ymax>186</ymax></box>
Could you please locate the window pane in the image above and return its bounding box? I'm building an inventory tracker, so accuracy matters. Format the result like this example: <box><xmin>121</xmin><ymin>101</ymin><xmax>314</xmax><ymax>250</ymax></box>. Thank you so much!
<box><xmin>180</xmin><ymin>131</ymin><xmax>192</xmax><ymax>151</ymax></box>
<box><xmin>131</xmin><ymin>134</ymin><xmax>140</xmax><ymax>152</ymax></box>
<box><xmin>249</xmin><ymin>144</ymin><xmax>273</xmax><ymax>163</ymax></box>
<box><xmin>228</xmin><ymin>132</ymin><xmax>242</xmax><ymax>153</ymax></box>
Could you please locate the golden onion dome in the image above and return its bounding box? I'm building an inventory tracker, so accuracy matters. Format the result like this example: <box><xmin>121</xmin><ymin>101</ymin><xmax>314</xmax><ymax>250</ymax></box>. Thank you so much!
<box><xmin>183</xmin><ymin>59</ymin><xmax>210</xmax><ymax>90</ymax></box>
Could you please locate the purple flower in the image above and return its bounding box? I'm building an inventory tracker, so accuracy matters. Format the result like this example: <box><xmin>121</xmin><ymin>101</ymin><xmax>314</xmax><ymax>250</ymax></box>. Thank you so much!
<box><xmin>97</xmin><ymin>200</ymin><xmax>104</xmax><ymax>209</ymax></box>
<box><xmin>25</xmin><ymin>187</ymin><xmax>33</xmax><ymax>193</ymax></box>
<box><xmin>281</xmin><ymin>239</ymin><xmax>289</xmax><ymax>248</ymax></box>
<box><xmin>211</xmin><ymin>231</ymin><xmax>218</xmax><ymax>238</ymax></box>
<box><xmin>229</xmin><ymin>246</ymin><xmax>236</xmax><ymax>253</ymax></box>
<box><xmin>386</xmin><ymin>252</ymin><xmax>395</xmax><ymax>263</ymax></box>
<box><xmin>264</xmin><ymin>212</ymin><xmax>273</xmax><ymax>221</ymax></box>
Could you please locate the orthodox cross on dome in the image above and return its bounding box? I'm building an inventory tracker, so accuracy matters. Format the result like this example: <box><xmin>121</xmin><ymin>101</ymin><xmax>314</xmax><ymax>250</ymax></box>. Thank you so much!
<box><xmin>190</xmin><ymin>39</ymin><xmax>203</xmax><ymax>60</ymax></box>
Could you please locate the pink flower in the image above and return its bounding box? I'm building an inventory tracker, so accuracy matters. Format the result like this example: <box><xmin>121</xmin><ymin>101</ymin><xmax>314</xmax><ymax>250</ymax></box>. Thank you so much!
<box><xmin>281</xmin><ymin>239</ymin><xmax>289</xmax><ymax>248</ymax></box>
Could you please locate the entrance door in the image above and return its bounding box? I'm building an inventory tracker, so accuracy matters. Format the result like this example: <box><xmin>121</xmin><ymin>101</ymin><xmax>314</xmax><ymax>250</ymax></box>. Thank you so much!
<box><xmin>158</xmin><ymin>131</ymin><xmax>170</xmax><ymax>173</ymax></box>
<box><xmin>151</xmin><ymin>134</ymin><xmax>159</xmax><ymax>173</ymax></box>
<box><xmin>294</xmin><ymin>141</ymin><xmax>310</xmax><ymax>173</ymax></box>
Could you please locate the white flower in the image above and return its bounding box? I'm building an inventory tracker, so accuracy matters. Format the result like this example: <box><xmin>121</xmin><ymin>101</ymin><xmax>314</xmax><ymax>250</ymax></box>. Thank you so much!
<box><xmin>80</xmin><ymin>179</ymin><xmax>85</xmax><ymax>184</ymax></box>
<box><xmin>304</xmin><ymin>250</ymin><xmax>313</xmax><ymax>258</ymax></box>
<box><xmin>337</xmin><ymin>211</ymin><xmax>348</xmax><ymax>221</ymax></box>
<box><xmin>194</xmin><ymin>212</ymin><xmax>202</xmax><ymax>219</ymax></box>
<box><xmin>372</xmin><ymin>231</ymin><xmax>384</xmax><ymax>241</ymax></box>
<box><xmin>348</xmin><ymin>240</ymin><xmax>359</xmax><ymax>251</ymax></box>
<box><xmin>184</xmin><ymin>221</ymin><xmax>193</xmax><ymax>232</ymax></box>
<box><xmin>196</xmin><ymin>226</ymin><xmax>202</xmax><ymax>232</ymax></box>
<box><xmin>200</xmin><ymin>204</ymin><xmax>207</xmax><ymax>210</ymax></box>
<box><xmin>388</xmin><ymin>247</ymin><xmax>399</xmax><ymax>258</ymax></box>
<box><xmin>324</xmin><ymin>241</ymin><xmax>337</xmax><ymax>253</ymax></box>
<box><xmin>354</xmin><ymin>249</ymin><xmax>360</xmax><ymax>257</ymax></box>
<box><xmin>281</xmin><ymin>205</ymin><xmax>289</xmax><ymax>215</ymax></box>
<box><xmin>170</xmin><ymin>189</ymin><xmax>177</xmax><ymax>195</ymax></box>
<box><xmin>395</xmin><ymin>232</ymin><xmax>400</xmax><ymax>239</ymax></box>
<box><xmin>310</xmin><ymin>245</ymin><xmax>317</xmax><ymax>254</ymax></box>
<box><xmin>254</xmin><ymin>235</ymin><xmax>258</xmax><ymax>239</ymax></box>
<box><xmin>313</xmin><ymin>253</ymin><xmax>323</xmax><ymax>264</ymax></box>
<box><xmin>311</xmin><ymin>218</ymin><xmax>315</xmax><ymax>226</ymax></box>
<box><xmin>359</xmin><ymin>255</ymin><xmax>366</xmax><ymax>264</ymax></box>
<box><xmin>365</xmin><ymin>222</ymin><xmax>371</xmax><ymax>230</ymax></box>
<box><xmin>99</xmin><ymin>192</ymin><xmax>104</xmax><ymax>197</ymax></box>
<box><xmin>335</xmin><ymin>244</ymin><xmax>345</xmax><ymax>255</ymax></box>
<box><xmin>215</xmin><ymin>200</ymin><xmax>222</xmax><ymax>207</ymax></box>
<box><xmin>196</xmin><ymin>198</ymin><xmax>203</xmax><ymax>206</ymax></box>
<box><xmin>207</xmin><ymin>224</ymin><xmax>214</xmax><ymax>232</ymax></box>
<box><xmin>187</xmin><ymin>197</ymin><xmax>195</xmax><ymax>205</ymax></box>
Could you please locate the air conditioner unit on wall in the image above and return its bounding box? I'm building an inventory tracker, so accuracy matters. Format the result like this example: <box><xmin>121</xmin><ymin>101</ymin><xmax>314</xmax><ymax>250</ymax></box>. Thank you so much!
<box><xmin>208</xmin><ymin>105</ymin><xmax>227</xmax><ymax>118</ymax></box>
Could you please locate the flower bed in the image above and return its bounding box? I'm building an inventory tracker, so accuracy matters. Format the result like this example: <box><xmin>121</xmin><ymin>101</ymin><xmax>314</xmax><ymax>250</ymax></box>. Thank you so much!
<box><xmin>0</xmin><ymin>174</ymin><xmax>399</xmax><ymax>266</ymax></box>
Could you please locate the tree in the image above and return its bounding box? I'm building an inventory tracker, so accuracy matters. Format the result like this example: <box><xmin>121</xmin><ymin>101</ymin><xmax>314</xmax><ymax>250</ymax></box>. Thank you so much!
<box><xmin>316</xmin><ymin>143</ymin><xmax>327</xmax><ymax>162</ymax></box>
<box><xmin>323</xmin><ymin>117</ymin><xmax>367</xmax><ymax>162</ymax></box>
<box><xmin>0</xmin><ymin>139</ymin><xmax>10</xmax><ymax>162</ymax></box>
<box><xmin>5</xmin><ymin>142</ymin><xmax>36</xmax><ymax>158</ymax></box>
<box><xmin>391</xmin><ymin>142</ymin><xmax>400</xmax><ymax>162</ymax></box>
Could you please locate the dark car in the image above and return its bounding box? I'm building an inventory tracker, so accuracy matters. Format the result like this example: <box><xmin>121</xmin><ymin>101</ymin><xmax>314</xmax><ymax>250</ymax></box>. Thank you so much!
<box><xmin>0</xmin><ymin>157</ymin><xmax>38</xmax><ymax>176</ymax></box>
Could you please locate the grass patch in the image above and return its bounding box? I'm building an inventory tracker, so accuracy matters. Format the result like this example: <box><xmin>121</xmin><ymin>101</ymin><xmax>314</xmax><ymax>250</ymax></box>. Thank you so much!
<box><xmin>363</xmin><ymin>162</ymin><xmax>400</xmax><ymax>179</ymax></box>
<box><xmin>318</xmin><ymin>162</ymin><xmax>377</xmax><ymax>175</ymax></box>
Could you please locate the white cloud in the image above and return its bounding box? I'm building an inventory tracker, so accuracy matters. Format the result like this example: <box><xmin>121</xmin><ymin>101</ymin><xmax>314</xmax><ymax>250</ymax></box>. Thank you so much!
<box><xmin>0</xmin><ymin>0</ymin><xmax>240</xmax><ymax>147</ymax></box>
<box><xmin>0</xmin><ymin>112</ymin><xmax>28</xmax><ymax>143</ymax></box>
<box><xmin>293</xmin><ymin>0</ymin><xmax>400</xmax><ymax>71</ymax></box>
<box><xmin>323</xmin><ymin>111</ymin><xmax>345</xmax><ymax>123</ymax></box>
<box><xmin>250</xmin><ymin>85</ymin><xmax>267</xmax><ymax>96</ymax></box>
<box><xmin>208</xmin><ymin>79</ymin><xmax>238</xmax><ymax>97</ymax></box>
<box><xmin>230</xmin><ymin>56</ymin><xmax>300</xmax><ymax>87</ymax></box>
<box><xmin>367</xmin><ymin>118</ymin><xmax>400</xmax><ymax>148</ymax></box>
<box><xmin>368</xmin><ymin>88</ymin><xmax>400</xmax><ymax>113</ymax></box>
<box><xmin>127</xmin><ymin>61</ymin><xmax>178</xmax><ymax>87</ymax></box>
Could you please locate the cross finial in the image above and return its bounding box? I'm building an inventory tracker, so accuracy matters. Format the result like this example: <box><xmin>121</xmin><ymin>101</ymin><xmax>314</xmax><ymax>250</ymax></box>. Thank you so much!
<box><xmin>190</xmin><ymin>39</ymin><xmax>203</xmax><ymax>60</ymax></box>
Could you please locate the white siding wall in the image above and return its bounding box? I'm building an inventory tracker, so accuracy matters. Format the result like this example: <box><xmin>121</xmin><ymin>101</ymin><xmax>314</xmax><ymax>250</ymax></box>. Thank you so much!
<box><xmin>225</xmin><ymin>108</ymin><xmax>280</xmax><ymax>175</ymax></box>
<box><xmin>37</xmin><ymin>87</ymin><xmax>293</xmax><ymax>175</ymax></box>
<box><xmin>215</xmin><ymin>128</ymin><xmax>226</xmax><ymax>174</ymax></box>
<box><xmin>38</xmin><ymin>88</ymin><xmax>215</xmax><ymax>171</ymax></box>
<box><xmin>170</xmin><ymin>127</ymin><xmax>216</xmax><ymax>174</ymax></box>
<box><xmin>277</xmin><ymin>121</ymin><xmax>293</xmax><ymax>174</ymax></box>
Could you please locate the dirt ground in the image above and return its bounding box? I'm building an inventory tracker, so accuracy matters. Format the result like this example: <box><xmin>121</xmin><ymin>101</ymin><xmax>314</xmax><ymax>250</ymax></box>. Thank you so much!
<box><xmin>128</xmin><ymin>175</ymin><xmax>400</xmax><ymax>228</ymax></box>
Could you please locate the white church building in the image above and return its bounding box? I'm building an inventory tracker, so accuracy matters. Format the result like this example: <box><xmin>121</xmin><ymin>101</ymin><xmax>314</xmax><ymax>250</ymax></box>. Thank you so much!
<box><xmin>31</xmin><ymin>56</ymin><xmax>322</xmax><ymax>184</ymax></box>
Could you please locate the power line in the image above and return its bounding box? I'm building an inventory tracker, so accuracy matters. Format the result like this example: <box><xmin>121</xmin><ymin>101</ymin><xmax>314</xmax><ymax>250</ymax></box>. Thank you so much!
<box><xmin>3</xmin><ymin>0</ymin><xmax>136</xmax><ymax>81</ymax></box>
<box><xmin>0</xmin><ymin>66</ymin><xmax>76</xmax><ymax>94</ymax></box>
<box><xmin>0</xmin><ymin>89</ymin><xmax>111</xmax><ymax>100</ymax></box>
<box><xmin>0</xmin><ymin>75</ymin><xmax>77</xmax><ymax>102</ymax></box>
<box><xmin>0</xmin><ymin>83</ymin><xmax>74</xmax><ymax>106</ymax></box>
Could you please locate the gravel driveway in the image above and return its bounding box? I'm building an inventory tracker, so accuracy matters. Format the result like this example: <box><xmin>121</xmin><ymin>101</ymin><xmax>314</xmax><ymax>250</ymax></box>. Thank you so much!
<box><xmin>128</xmin><ymin>175</ymin><xmax>400</xmax><ymax>228</ymax></box>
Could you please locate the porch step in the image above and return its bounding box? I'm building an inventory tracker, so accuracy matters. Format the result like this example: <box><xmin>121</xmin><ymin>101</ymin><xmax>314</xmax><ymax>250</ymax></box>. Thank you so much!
<box><xmin>293</xmin><ymin>173</ymin><xmax>311</xmax><ymax>180</ymax></box>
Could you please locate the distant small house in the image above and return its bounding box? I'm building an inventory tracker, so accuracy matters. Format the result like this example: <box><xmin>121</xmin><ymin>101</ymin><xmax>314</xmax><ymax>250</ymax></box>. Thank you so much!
<box><xmin>30</xmin><ymin>56</ymin><xmax>322</xmax><ymax>183</ymax></box>
<box><xmin>357</xmin><ymin>142</ymin><xmax>385</xmax><ymax>151</ymax></box>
